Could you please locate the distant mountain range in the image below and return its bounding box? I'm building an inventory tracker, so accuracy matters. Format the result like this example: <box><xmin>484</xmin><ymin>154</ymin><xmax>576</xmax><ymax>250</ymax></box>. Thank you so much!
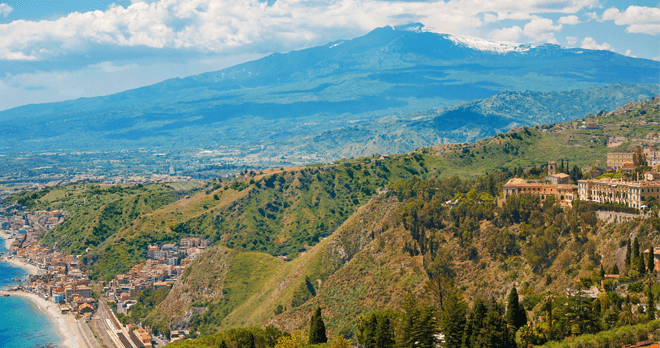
<box><xmin>0</xmin><ymin>23</ymin><xmax>658</xmax><ymax>166</ymax></box>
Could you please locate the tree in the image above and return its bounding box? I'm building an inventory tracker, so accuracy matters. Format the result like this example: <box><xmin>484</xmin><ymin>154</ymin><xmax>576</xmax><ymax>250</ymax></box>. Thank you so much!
<box><xmin>612</xmin><ymin>263</ymin><xmax>619</xmax><ymax>275</ymax></box>
<box><xmin>439</xmin><ymin>290</ymin><xmax>466</xmax><ymax>348</ymax></box>
<box><xmin>220</xmin><ymin>341</ymin><xmax>228</xmax><ymax>348</ymax></box>
<box><xmin>618</xmin><ymin>303</ymin><xmax>641</xmax><ymax>326</ymax></box>
<box><xmin>633</xmin><ymin>237</ymin><xmax>640</xmax><ymax>264</ymax></box>
<box><xmin>504</xmin><ymin>287</ymin><xmax>527</xmax><ymax>330</ymax></box>
<box><xmin>648</xmin><ymin>246</ymin><xmax>655</xmax><ymax>273</ymax></box>
<box><xmin>275</xmin><ymin>330</ymin><xmax>307</xmax><ymax>348</ymax></box>
<box><xmin>600</xmin><ymin>264</ymin><xmax>605</xmax><ymax>278</ymax></box>
<box><xmin>363</xmin><ymin>314</ymin><xmax>377</xmax><ymax>348</ymax></box>
<box><xmin>308</xmin><ymin>307</ymin><xmax>327</xmax><ymax>344</ymax></box>
<box><xmin>625</xmin><ymin>238</ymin><xmax>632</xmax><ymax>267</ymax></box>
<box><xmin>375</xmin><ymin>315</ymin><xmax>395</xmax><ymax>348</ymax></box>
<box><xmin>463</xmin><ymin>298</ymin><xmax>488</xmax><ymax>348</ymax></box>
<box><xmin>637</xmin><ymin>255</ymin><xmax>646</xmax><ymax>275</ymax></box>
<box><xmin>647</xmin><ymin>282</ymin><xmax>656</xmax><ymax>321</ymax></box>
<box><xmin>415</xmin><ymin>306</ymin><xmax>440</xmax><ymax>348</ymax></box>
<box><xmin>474</xmin><ymin>311</ymin><xmax>516</xmax><ymax>348</ymax></box>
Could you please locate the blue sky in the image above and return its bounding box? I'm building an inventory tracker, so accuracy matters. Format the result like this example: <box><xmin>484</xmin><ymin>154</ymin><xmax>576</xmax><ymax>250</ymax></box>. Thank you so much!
<box><xmin>0</xmin><ymin>0</ymin><xmax>658</xmax><ymax>111</ymax></box>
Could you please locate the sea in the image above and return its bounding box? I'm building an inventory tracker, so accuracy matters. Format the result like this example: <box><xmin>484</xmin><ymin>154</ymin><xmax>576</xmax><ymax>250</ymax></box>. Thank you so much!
<box><xmin>0</xmin><ymin>237</ymin><xmax>63</xmax><ymax>348</ymax></box>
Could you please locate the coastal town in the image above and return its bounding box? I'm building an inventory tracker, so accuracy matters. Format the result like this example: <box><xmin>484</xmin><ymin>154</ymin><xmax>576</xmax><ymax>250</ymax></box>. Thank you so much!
<box><xmin>0</xmin><ymin>206</ymin><xmax>210</xmax><ymax>348</ymax></box>
<box><xmin>1</xmin><ymin>143</ymin><xmax>660</xmax><ymax>348</ymax></box>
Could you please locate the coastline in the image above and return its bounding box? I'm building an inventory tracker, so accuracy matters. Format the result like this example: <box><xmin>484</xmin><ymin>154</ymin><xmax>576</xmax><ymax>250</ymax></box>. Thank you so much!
<box><xmin>0</xmin><ymin>290</ymin><xmax>89</xmax><ymax>348</ymax></box>
<box><xmin>0</xmin><ymin>230</ymin><xmax>91</xmax><ymax>348</ymax></box>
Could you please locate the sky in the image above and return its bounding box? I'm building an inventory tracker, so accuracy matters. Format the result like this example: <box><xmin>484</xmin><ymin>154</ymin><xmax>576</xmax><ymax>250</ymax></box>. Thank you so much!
<box><xmin>0</xmin><ymin>0</ymin><xmax>658</xmax><ymax>111</ymax></box>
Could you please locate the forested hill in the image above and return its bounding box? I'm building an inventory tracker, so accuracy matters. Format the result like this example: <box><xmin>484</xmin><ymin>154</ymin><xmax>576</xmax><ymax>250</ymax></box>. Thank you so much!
<box><xmin>7</xmin><ymin>98</ymin><xmax>660</xmax><ymax>344</ymax></box>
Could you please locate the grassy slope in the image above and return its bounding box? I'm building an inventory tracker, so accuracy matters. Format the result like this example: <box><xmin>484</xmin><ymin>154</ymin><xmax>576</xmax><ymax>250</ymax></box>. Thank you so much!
<box><xmin>149</xmin><ymin>98</ymin><xmax>660</xmax><ymax>338</ymax></box>
<box><xmin>147</xmin><ymin>194</ymin><xmax>405</xmax><ymax>335</ymax></box>
<box><xmin>31</xmin><ymin>98</ymin><xmax>659</xmax><ymax>278</ymax></box>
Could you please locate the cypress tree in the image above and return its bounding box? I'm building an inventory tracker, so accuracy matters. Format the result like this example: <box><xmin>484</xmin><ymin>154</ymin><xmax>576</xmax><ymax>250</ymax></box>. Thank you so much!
<box><xmin>612</xmin><ymin>264</ymin><xmax>619</xmax><ymax>275</ymax></box>
<box><xmin>599</xmin><ymin>264</ymin><xmax>605</xmax><ymax>278</ymax></box>
<box><xmin>647</xmin><ymin>284</ymin><xmax>656</xmax><ymax>321</ymax></box>
<box><xmin>633</xmin><ymin>237</ymin><xmax>640</xmax><ymax>262</ymax></box>
<box><xmin>625</xmin><ymin>238</ymin><xmax>632</xmax><ymax>267</ymax></box>
<box><xmin>308</xmin><ymin>307</ymin><xmax>327</xmax><ymax>344</ymax></box>
<box><xmin>219</xmin><ymin>341</ymin><xmax>227</xmax><ymax>348</ymax></box>
<box><xmin>505</xmin><ymin>287</ymin><xmax>527</xmax><ymax>330</ymax></box>
<box><xmin>637</xmin><ymin>255</ymin><xmax>646</xmax><ymax>275</ymax></box>
<box><xmin>648</xmin><ymin>246</ymin><xmax>655</xmax><ymax>273</ymax></box>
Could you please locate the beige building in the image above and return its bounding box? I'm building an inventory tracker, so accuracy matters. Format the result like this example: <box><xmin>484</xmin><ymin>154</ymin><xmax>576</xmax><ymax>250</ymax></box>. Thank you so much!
<box><xmin>607</xmin><ymin>152</ymin><xmax>635</xmax><ymax>169</ymax></box>
<box><xmin>503</xmin><ymin>178</ymin><xmax>578</xmax><ymax>206</ymax></box>
<box><xmin>577</xmin><ymin>178</ymin><xmax>660</xmax><ymax>209</ymax></box>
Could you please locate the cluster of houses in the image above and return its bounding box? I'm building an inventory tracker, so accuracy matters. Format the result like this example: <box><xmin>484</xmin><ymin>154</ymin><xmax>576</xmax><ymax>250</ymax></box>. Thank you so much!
<box><xmin>1</xmin><ymin>210</ymin><xmax>65</xmax><ymax>250</ymax></box>
<box><xmin>11</xmin><ymin>244</ymin><xmax>97</xmax><ymax>318</ymax></box>
<box><xmin>503</xmin><ymin>149</ymin><xmax>660</xmax><ymax>209</ymax></box>
<box><xmin>105</xmin><ymin>237</ymin><xmax>208</xmax><ymax>313</ymax></box>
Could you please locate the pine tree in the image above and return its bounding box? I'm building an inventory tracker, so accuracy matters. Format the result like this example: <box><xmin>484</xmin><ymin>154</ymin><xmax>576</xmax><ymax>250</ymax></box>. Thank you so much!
<box><xmin>399</xmin><ymin>294</ymin><xmax>420</xmax><ymax>348</ymax></box>
<box><xmin>440</xmin><ymin>290</ymin><xmax>466</xmax><ymax>348</ymax></box>
<box><xmin>648</xmin><ymin>246</ymin><xmax>655</xmax><ymax>273</ymax></box>
<box><xmin>363</xmin><ymin>314</ymin><xmax>377</xmax><ymax>348</ymax></box>
<box><xmin>375</xmin><ymin>315</ymin><xmax>395</xmax><ymax>348</ymax></box>
<box><xmin>415</xmin><ymin>306</ymin><xmax>440</xmax><ymax>348</ymax></box>
<box><xmin>474</xmin><ymin>311</ymin><xmax>517</xmax><ymax>348</ymax></box>
<box><xmin>625</xmin><ymin>238</ymin><xmax>632</xmax><ymax>267</ymax></box>
<box><xmin>462</xmin><ymin>298</ymin><xmax>487</xmax><ymax>348</ymax></box>
<box><xmin>504</xmin><ymin>287</ymin><xmax>527</xmax><ymax>330</ymax></box>
<box><xmin>246</xmin><ymin>333</ymin><xmax>256</xmax><ymax>348</ymax></box>
<box><xmin>638</xmin><ymin>255</ymin><xmax>646</xmax><ymax>275</ymax></box>
<box><xmin>308</xmin><ymin>307</ymin><xmax>327</xmax><ymax>344</ymax></box>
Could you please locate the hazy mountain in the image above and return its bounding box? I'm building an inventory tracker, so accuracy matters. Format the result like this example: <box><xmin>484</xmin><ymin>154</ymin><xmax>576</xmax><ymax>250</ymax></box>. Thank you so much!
<box><xmin>0</xmin><ymin>23</ymin><xmax>658</xmax><ymax>157</ymax></box>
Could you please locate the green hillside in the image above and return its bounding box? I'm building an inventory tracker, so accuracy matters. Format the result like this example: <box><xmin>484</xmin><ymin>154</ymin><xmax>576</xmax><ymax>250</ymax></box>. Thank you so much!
<box><xmin>7</xmin><ymin>98</ymin><xmax>660</xmax><ymax>345</ymax></box>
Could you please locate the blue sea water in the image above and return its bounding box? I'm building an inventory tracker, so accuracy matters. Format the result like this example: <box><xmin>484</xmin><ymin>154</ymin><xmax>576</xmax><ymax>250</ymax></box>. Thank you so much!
<box><xmin>0</xmin><ymin>237</ymin><xmax>63</xmax><ymax>348</ymax></box>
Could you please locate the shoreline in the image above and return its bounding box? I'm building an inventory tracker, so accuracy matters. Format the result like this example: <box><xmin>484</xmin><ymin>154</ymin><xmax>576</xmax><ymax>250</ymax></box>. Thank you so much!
<box><xmin>0</xmin><ymin>290</ymin><xmax>88</xmax><ymax>348</ymax></box>
<box><xmin>0</xmin><ymin>230</ymin><xmax>92</xmax><ymax>348</ymax></box>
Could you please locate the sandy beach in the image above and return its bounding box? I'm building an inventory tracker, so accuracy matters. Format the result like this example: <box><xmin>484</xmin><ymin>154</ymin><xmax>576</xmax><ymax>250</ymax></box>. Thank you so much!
<box><xmin>0</xmin><ymin>230</ymin><xmax>94</xmax><ymax>348</ymax></box>
<box><xmin>1</xmin><ymin>290</ymin><xmax>91</xmax><ymax>348</ymax></box>
<box><xmin>0</xmin><ymin>230</ymin><xmax>42</xmax><ymax>275</ymax></box>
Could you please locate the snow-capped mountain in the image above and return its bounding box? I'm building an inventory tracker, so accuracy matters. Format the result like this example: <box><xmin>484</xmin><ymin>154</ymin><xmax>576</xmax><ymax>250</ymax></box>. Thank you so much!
<box><xmin>0</xmin><ymin>23</ymin><xmax>657</xmax><ymax>155</ymax></box>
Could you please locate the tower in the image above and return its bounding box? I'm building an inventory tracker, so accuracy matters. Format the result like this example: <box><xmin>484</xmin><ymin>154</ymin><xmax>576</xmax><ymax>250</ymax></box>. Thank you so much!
<box><xmin>548</xmin><ymin>161</ymin><xmax>557</xmax><ymax>175</ymax></box>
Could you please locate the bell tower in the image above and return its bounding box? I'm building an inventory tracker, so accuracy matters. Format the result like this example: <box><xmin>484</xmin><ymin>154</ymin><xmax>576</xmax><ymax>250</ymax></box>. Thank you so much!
<box><xmin>548</xmin><ymin>161</ymin><xmax>557</xmax><ymax>175</ymax></box>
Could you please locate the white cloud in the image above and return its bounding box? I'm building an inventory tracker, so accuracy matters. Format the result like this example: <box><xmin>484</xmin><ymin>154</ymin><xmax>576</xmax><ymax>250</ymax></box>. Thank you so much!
<box><xmin>585</xmin><ymin>12</ymin><xmax>599</xmax><ymax>21</ymax></box>
<box><xmin>654</xmin><ymin>57</ymin><xmax>660</xmax><ymax>62</ymax></box>
<box><xmin>602</xmin><ymin>6</ymin><xmax>660</xmax><ymax>35</ymax></box>
<box><xmin>0</xmin><ymin>3</ymin><xmax>12</xmax><ymax>17</ymax></box>
<box><xmin>624</xmin><ymin>49</ymin><xmax>636</xmax><ymax>57</ymax></box>
<box><xmin>566</xmin><ymin>36</ymin><xmax>578</xmax><ymax>45</ymax></box>
<box><xmin>523</xmin><ymin>17</ymin><xmax>562</xmax><ymax>42</ymax></box>
<box><xmin>581</xmin><ymin>37</ymin><xmax>612</xmax><ymax>51</ymax></box>
<box><xmin>558</xmin><ymin>15</ymin><xmax>580</xmax><ymax>24</ymax></box>
<box><xmin>0</xmin><ymin>0</ymin><xmax>605</xmax><ymax>61</ymax></box>
<box><xmin>483</xmin><ymin>13</ymin><xmax>497</xmax><ymax>23</ymax></box>
<box><xmin>490</xmin><ymin>26</ymin><xmax>523</xmax><ymax>42</ymax></box>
